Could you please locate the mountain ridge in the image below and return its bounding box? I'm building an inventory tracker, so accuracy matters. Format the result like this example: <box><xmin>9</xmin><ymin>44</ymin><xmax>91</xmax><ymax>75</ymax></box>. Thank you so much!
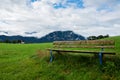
<box><xmin>0</xmin><ymin>31</ymin><xmax>85</xmax><ymax>43</ymax></box>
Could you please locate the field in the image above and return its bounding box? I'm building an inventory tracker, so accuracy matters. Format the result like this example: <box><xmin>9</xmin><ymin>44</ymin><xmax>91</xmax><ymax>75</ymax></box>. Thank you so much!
<box><xmin>0</xmin><ymin>36</ymin><xmax>120</xmax><ymax>80</ymax></box>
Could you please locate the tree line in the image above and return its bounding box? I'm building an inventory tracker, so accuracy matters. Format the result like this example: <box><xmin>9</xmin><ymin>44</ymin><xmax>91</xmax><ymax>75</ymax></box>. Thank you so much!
<box><xmin>87</xmin><ymin>34</ymin><xmax>109</xmax><ymax>40</ymax></box>
<box><xmin>0</xmin><ymin>34</ymin><xmax>109</xmax><ymax>43</ymax></box>
<box><xmin>0</xmin><ymin>39</ymin><xmax>24</xmax><ymax>43</ymax></box>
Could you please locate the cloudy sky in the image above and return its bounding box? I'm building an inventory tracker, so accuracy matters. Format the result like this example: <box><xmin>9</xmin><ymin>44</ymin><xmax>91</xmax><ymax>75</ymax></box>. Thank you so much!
<box><xmin>0</xmin><ymin>0</ymin><xmax>120</xmax><ymax>37</ymax></box>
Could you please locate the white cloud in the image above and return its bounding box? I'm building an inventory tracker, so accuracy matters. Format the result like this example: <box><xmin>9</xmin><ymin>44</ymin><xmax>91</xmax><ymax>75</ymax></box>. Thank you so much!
<box><xmin>0</xmin><ymin>0</ymin><xmax>120</xmax><ymax>37</ymax></box>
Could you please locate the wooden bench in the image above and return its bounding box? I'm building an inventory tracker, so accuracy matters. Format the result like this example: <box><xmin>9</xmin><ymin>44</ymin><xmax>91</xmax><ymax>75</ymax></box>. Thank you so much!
<box><xmin>48</xmin><ymin>40</ymin><xmax>116</xmax><ymax>65</ymax></box>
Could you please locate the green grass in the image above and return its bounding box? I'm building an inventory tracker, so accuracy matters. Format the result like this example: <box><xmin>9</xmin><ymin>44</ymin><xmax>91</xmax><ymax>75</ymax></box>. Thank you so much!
<box><xmin>0</xmin><ymin>36</ymin><xmax>120</xmax><ymax>80</ymax></box>
<box><xmin>103</xmin><ymin>36</ymin><xmax>120</xmax><ymax>56</ymax></box>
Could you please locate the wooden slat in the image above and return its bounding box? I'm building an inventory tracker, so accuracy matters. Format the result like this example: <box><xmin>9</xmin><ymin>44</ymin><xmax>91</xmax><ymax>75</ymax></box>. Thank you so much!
<box><xmin>54</xmin><ymin>45</ymin><xmax>115</xmax><ymax>48</ymax></box>
<box><xmin>53</xmin><ymin>40</ymin><xmax>115</xmax><ymax>45</ymax></box>
<box><xmin>50</xmin><ymin>49</ymin><xmax>116</xmax><ymax>55</ymax></box>
<box><xmin>53</xmin><ymin>40</ymin><xmax>115</xmax><ymax>49</ymax></box>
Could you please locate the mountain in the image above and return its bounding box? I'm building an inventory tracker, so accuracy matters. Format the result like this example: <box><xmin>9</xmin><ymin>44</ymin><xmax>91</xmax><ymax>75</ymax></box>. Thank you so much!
<box><xmin>0</xmin><ymin>35</ymin><xmax>38</xmax><ymax>43</ymax></box>
<box><xmin>0</xmin><ymin>31</ymin><xmax>85</xmax><ymax>43</ymax></box>
<box><xmin>39</xmin><ymin>31</ymin><xmax>85</xmax><ymax>42</ymax></box>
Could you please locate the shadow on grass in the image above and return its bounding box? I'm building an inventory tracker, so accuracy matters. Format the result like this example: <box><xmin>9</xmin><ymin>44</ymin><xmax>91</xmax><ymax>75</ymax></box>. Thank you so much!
<box><xmin>54</xmin><ymin>53</ymin><xmax>105</xmax><ymax>65</ymax></box>
<box><xmin>32</xmin><ymin>50</ymin><xmax>120</xmax><ymax>72</ymax></box>
<box><xmin>53</xmin><ymin>53</ymin><xmax>120</xmax><ymax>65</ymax></box>
<box><xmin>34</xmin><ymin>50</ymin><xmax>120</xmax><ymax>71</ymax></box>
<box><xmin>53</xmin><ymin>53</ymin><xmax>120</xmax><ymax>79</ymax></box>
<box><xmin>29</xmin><ymin>51</ymin><xmax>120</xmax><ymax>80</ymax></box>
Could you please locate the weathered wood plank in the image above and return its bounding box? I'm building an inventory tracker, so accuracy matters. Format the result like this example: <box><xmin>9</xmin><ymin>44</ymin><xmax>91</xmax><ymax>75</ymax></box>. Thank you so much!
<box><xmin>53</xmin><ymin>40</ymin><xmax>115</xmax><ymax>45</ymax></box>
<box><xmin>53</xmin><ymin>40</ymin><xmax>115</xmax><ymax>49</ymax></box>
<box><xmin>53</xmin><ymin>45</ymin><xmax>115</xmax><ymax>48</ymax></box>
<box><xmin>50</xmin><ymin>49</ymin><xmax>115</xmax><ymax>55</ymax></box>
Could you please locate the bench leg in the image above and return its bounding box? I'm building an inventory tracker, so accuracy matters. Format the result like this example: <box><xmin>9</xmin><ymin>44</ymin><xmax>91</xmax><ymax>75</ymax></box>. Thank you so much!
<box><xmin>99</xmin><ymin>53</ymin><xmax>103</xmax><ymax>65</ymax></box>
<box><xmin>50</xmin><ymin>50</ymin><xmax>53</xmax><ymax>62</ymax></box>
<box><xmin>99</xmin><ymin>48</ymin><xmax>104</xmax><ymax>65</ymax></box>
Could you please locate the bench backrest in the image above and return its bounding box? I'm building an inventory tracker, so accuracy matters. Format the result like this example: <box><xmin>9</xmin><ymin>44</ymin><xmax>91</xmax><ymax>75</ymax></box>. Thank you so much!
<box><xmin>53</xmin><ymin>40</ymin><xmax>115</xmax><ymax>49</ymax></box>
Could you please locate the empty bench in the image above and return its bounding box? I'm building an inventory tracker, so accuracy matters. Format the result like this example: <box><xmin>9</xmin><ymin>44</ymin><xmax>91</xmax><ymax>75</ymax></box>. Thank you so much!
<box><xmin>48</xmin><ymin>40</ymin><xmax>116</xmax><ymax>65</ymax></box>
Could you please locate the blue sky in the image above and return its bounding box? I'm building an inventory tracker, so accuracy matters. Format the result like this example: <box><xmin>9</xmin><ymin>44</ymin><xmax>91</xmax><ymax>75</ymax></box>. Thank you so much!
<box><xmin>53</xmin><ymin>0</ymin><xmax>84</xmax><ymax>9</ymax></box>
<box><xmin>0</xmin><ymin>0</ymin><xmax>120</xmax><ymax>37</ymax></box>
<box><xmin>31</xmin><ymin>0</ymin><xmax>37</xmax><ymax>2</ymax></box>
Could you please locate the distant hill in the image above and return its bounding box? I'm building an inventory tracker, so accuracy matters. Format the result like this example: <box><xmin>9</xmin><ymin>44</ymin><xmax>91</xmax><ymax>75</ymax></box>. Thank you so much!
<box><xmin>0</xmin><ymin>31</ymin><xmax>85</xmax><ymax>43</ymax></box>
<box><xmin>39</xmin><ymin>31</ymin><xmax>85</xmax><ymax>42</ymax></box>
<box><xmin>0</xmin><ymin>35</ymin><xmax>38</xmax><ymax>43</ymax></box>
<box><xmin>103</xmin><ymin>36</ymin><xmax>120</xmax><ymax>42</ymax></box>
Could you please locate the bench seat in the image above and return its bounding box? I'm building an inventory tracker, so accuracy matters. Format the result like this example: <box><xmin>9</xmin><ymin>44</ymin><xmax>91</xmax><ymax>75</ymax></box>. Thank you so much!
<box><xmin>48</xmin><ymin>40</ymin><xmax>116</xmax><ymax>65</ymax></box>
<box><xmin>48</xmin><ymin>48</ymin><xmax>115</xmax><ymax>55</ymax></box>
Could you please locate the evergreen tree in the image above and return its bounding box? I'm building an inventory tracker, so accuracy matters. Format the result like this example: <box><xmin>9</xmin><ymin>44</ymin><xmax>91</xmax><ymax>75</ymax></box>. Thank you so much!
<box><xmin>4</xmin><ymin>39</ymin><xmax>11</xmax><ymax>43</ymax></box>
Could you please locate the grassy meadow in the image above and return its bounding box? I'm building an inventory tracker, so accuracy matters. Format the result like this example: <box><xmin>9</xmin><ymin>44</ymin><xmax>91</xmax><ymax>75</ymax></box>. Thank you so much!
<box><xmin>0</xmin><ymin>36</ymin><xmax>120</xmax><ymax>80</ymax></box>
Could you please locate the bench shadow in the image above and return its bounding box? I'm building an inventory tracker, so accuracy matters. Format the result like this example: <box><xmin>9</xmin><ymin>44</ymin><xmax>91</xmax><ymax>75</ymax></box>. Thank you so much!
<box><xmin>52</xmin><ymin>53</ymin><xmax>120</xmax><ymax>68</ymax></box>
<box><xmin>53</xmin><ymin>53</ymin><xmax>98</xmax><ymax>67</ymax></box>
